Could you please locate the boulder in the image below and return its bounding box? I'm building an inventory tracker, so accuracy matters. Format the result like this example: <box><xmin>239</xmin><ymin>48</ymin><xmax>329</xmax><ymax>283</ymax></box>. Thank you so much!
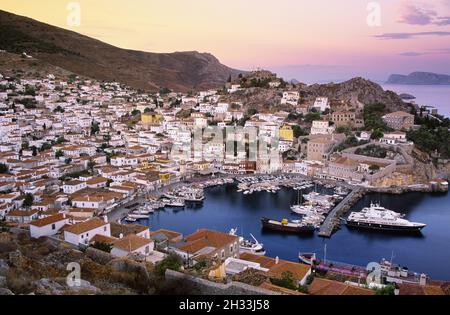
<box><xmin>35</xmin><ymin>278</ymin><xmax>65</xmax><ymax>295</ymax></box>
<box><xmin>0</xmin><ymin>288</ymin><xmax>14</xmax><ymax>295</ymax></box>
<box><xmin>0</xmin><ymin>275</ymin><xmax>6</xmax><ymax>287</ymax></box>
<box><xmin>68</xmin><ymin>279</ymin><xmax>100</xmax><ymax>293</ymax></box>
<box><xmin>0</xmin><ymin>259</ymin><xmax>9</xmax><ymax>276</ymax></box>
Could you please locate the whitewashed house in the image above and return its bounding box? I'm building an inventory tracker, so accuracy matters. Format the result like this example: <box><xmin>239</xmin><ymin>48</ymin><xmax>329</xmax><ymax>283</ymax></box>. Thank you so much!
<box><xmin>110</xmin><ymin>234</ymin><xmax>154</xmax><ymax>257</ymax></box>
<box><xmin>64</xmin><ymin>217</ymin><xmax>111</xmax><ymax>246</ymax></box>
<box><xmin>30</xmin><ymin>213</ymin><xmax>69</xmax><ymax>238</ymax></box>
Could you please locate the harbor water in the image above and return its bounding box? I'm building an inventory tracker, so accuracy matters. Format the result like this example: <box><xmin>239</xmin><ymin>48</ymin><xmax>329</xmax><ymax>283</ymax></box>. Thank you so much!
<box><xmin>141</xmin><ymin>184</ymin><xmax>450</xmax><ymax>280</ymax></box>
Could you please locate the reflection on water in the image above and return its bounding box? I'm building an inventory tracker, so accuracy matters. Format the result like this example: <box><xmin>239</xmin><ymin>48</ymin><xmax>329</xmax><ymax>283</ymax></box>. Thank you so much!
<box><xmin>143</xmin><ymin>184</ymin><xmax>450</xmax><ymax>280</ymax></box>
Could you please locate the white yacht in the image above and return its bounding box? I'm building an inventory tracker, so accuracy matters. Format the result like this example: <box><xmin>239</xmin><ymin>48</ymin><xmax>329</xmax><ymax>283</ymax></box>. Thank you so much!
<box><xmin>346</xmin><ymin>203</ymin><xmax>426</xmax><ymax>232</ymax></box>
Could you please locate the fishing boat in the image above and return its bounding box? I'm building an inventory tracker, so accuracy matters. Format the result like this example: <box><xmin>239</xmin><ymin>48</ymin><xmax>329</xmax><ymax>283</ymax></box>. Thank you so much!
<box><xmin>229</xmin><ymin>228</ymin><xmax>266</xmax><ymax>256</ymax></box>
<box><xmin>261</xmin><ymin>217</ymin><xmax>315</xmax><ymax>234</ymax></box>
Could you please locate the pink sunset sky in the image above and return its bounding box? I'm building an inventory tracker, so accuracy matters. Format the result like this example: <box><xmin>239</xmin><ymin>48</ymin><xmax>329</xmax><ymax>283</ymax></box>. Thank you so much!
<box><xmin>2</xmin><ymin>0</ymin><xmax>450</xmax><ymax>82</ymax></box>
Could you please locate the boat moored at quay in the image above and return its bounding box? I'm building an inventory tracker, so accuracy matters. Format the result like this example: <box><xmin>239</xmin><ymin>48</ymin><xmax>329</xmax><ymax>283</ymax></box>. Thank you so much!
<box><xmin>345</xmin><ymin>203</ymin><xmax>426</xmax><ymax>233</ymax></box>
<box><xmin>261</xmin><ymin>217</ymin><xmax>316</xmax><ymax>234</ymax></box>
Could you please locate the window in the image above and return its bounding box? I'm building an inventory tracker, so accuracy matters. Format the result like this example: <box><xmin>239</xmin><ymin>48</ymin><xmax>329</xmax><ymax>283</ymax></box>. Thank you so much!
<box><xmin>51</xmin><ymin>223</ymin><xmax>56</xmax><ymax>230</ymax></box>
<box><xmin>221</xmin><ymin>250</ymin><xmax>225</xmax><ymax>259</ymax></box>
<box><xmin>104</xmin><ymin>226</ymin><xmax>107</xmax><ymax>232</ymax></box>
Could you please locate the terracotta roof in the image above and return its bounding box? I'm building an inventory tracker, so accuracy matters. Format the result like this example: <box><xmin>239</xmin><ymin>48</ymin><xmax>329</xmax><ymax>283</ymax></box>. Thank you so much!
<box><xmin>259</xmin><ymin>282</ymin><xmax>305</xmax><ymax>295</ymax></box>
<box><xmin>110</xmin><ymin>222</ymin><xmax>148</xmax><ymax>238</ymax></box>
<box><xmin>309</xmin><ymin>278</ymin><xmax>374</xmax><ymax>295</ymax></box>
<box><xmin>150</xmin><ymin>228</ymin><xmax>182</xmax><ymax>240</ymax></box>
<box><xmin>7</xmin><ymin>209</ymin><xmax>39</xmax><ymax>217</ymax></box>
<box><xmin>267</xmin><ymin>261</ymin><xmax>311</xmax><ymax>282</ymax></box>
<box><xmin>86</xmin><ymin>176</ymin><xmax>108</xmax><ymax>185</ymax></box>
<box><xmin>239</xmin><ymin>253</ymin><xmax>277</xmax><ymax>269</ymax></box>
<box><xmin>30</xmin><ymin>213</ymin><xmax>66</xmax><ymax>227</ymax></box>
<box><xmin>178</xmin><ymin>229</ymin><xmax>237</xmax><ymax>253</ymax></box>
<box><xmin>384</xmin><ymin>111</ymin><xmax>413</xmax><ymax>117</ymax></box>
<box><xmin>113</xmin><ymin>234</ymin><xmax>152</xmax><ymax>252</ymax></box>
<box><xmin>90</xmin><ymin>234</ymin><xmax>117</xmax><ymax>245</ymax></box>
<box><xmin>64</xmin><ymin>218</ymin><xmax>108</xmax><ymax>235</ymax></box>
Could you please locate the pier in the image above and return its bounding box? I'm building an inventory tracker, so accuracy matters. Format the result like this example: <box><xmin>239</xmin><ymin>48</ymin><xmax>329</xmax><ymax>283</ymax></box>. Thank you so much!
<box><xmin>318</xmin><ymin>188</ymin><xmax>365</xmax><ymax>238</ymax></box>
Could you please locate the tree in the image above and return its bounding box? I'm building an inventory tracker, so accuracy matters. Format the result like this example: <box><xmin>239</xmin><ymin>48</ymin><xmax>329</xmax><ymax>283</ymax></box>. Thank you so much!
<box><xmin>131</xmin><ymin>109</ymin><xmax>141</xmax><ymax>116</ymax></box>
<box><xmin>53</xmin><ymin>105</ymin><xmax>65</xmax><ymax>113</ymax></box>
<box><xmin>369</xmin><ymin>164</ymin><xmax>380</xmax><ymax>171</ymax></box>
<box><xmin>247</xmin><ymin>108</ymin><xmax>258</xmax><ymax>116</ymax></box>
<box><xmin>91</xmin><ymin>241</ymin><xmax>112</xmax><ymax>253</ymax></box>
<box><xmin>270</xmin><ymin>271</ymin><xmax>298</xmax><ymax>290</ymax></box>
<box><xmin>371</xmin><ymin>129</ymin><xmax>384</xmax><ymax>140</ymax></box>
<box><xmin>155</xmin><ymin>254</ymin><xmax>183</xmax><ymax>276</ymax></box>
<box><xmin>364</xmin><ymin>103</ymin><xmax>389</xmax><ymax>132</ymax></box>
<box><xmin>375</xmin><ymin>285</ymin><xmax>395</xmax><ymax>295</ymax></box>
<box><xmin>56</xmin><ymin>136</ymin><xmax>67</xmax><ymax>144</ymax></box>
<box><xmin>31</xmin><ymin>146</ymin><xmax>37</xmax><ymax>156</ymax></box>
<box><xmin>144</xmin><ymin>107</ymin><xmax>152</xmax><ymax>113</ymax></box>
<box><xmin>91</xmin><ymin>121</ymin><xmax>100</xmax><ymax>134</ymax></box>
<box><xmin>292</xmin><ymin>125</ymin><xmax>307</xmax><ymax>138</ymax></box>
<box><xmin>24</xmin><ymin>85</ymin><xmax>36</xmax><ymax>96</ymax></box>
<box><xmin>0</xmin><ymin>163</ymin><xmax>9</xmax><ymax>174</ymax></box>
<box><xmin>304</xmin><ymin>112</ymin><xmax>321</xmax><ymax>123</ymax></box>
<box><xmin>55</xmin><ymin>150</ymin><xmax>64</xmax><ymax>158</ymax></box>
<box><xmin>40</xmin><ymin>142</ymin><xmax>52</xmax><ymax>152</ymax></box>
<box><xmin>23</xmin><ymin>193</ymin><xmax>34</xmax><ymax>208</ymax></box>
<box><xmin>88</xmin><ymin>160</ymin><xmax>96</xmax><ymax>174</ymax></box>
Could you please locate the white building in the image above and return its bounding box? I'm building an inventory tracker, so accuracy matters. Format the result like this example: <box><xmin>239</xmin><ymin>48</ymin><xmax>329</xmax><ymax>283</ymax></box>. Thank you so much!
<box><xmin>380</xmin><ymin>131</ymin><xmax>409</xmax><ymax>145</ymax></box>
<box><xmin>64</xmin><ymin>217</ymin><xmax>111</xmax><ymax>246</ymax></box>
<box><xmin>63</xmin><ymin>180</ymin><xmax>87</xmax><ymax>194</ymax></box>
<box><xmin>281</xmin><ymin>91</ymin><xmax>299</xmax><ymax>106</ymax></box>
<box><xmin>312</xmin><ymin>97</ymin><xmax>330</xmax><ymax>112</ymax></box>
<box><xmin>111</xmin><ymin>234</ymin><xmax>154</xmax><ymax>257</ymax></box>
<box><xmin>30</xmin><ymin>213</ymin><xmax>69</xmax><ymax>238</ymax></box>
<box><xmin>310</xmin><ymin>120</ymin><xmax>335</xmax><ymax>135</ymax></box>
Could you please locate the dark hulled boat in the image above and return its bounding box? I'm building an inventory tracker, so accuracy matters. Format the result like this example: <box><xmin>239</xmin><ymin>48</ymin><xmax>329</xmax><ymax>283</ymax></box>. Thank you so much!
<box><xmin>261</xmin><ymin>217</ymin><xmax>315</xmax><ymax>234</ymax></box>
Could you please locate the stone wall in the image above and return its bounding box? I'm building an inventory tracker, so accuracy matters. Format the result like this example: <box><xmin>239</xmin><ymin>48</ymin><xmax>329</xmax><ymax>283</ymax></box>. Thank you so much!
<box><xmin>164</xmin><ymin>269</ymin><xmax>279</xmax><ymax>295</ymax></box>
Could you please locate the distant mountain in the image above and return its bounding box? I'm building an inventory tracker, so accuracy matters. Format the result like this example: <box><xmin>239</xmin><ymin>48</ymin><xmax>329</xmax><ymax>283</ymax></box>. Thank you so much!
<box><xmin>0</xmin><ymin>10</ymin><xmax>244</xmax><ymax>91</ymax></box>
<box><xmin>387</xmin><ymin>72</ymin><xmax>450</xmax><ymax>85</ymax></box>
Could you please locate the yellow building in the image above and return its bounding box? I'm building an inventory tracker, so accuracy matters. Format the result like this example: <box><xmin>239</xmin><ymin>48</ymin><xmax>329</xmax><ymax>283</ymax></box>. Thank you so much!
<box><xmin>141</xmin><ymin>112</ymin><xmax>162</xmax><ymax>124</ymax></box>
<box><xmin>158</xmin><ymin>172</ymin><xmax>171</xmax><ymax>184</ymax></box>
<box><xmin>279</xmin><ymin>125</ymin><xmax>294</xmax><ymax>141</ymax></box>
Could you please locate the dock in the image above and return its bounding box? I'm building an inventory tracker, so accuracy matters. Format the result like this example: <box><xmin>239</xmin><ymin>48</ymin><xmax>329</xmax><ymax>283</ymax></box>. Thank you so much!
<box><xmin>318</xmin><ymin>188</ymin><xmax>365</xmax><ymax>238</ymax></box>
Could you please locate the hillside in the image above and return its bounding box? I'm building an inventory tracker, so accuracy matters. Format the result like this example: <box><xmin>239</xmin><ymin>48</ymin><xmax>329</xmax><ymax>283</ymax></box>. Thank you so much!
<box><xmin>387</xmin><ymin>72</ymin><xmax>450</xmax><ymax>85</ymax></box>
<box><xmin>304</xmin><ymin>77</ymin><xmax>410</xmax><ymax>112</ymax></box>
<box><xmin>0</xmin><ymin>10</ymin><xmax>243</xmax><ymax>92</ymax></box>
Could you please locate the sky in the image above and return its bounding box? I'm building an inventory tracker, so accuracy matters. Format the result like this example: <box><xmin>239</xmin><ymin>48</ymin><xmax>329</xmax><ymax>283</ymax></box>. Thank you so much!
<box><xmin>1</xmin><ymin>0</ymin><xmax>450</xmax><ymax>83</ymax></box>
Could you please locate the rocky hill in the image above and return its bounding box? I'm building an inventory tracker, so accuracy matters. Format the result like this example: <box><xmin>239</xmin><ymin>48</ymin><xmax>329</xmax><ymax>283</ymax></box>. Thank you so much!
<box><xmin>387</xmin><ymin>72</ymin><xmax>450</xmax><ymax>85</ymax></box>
<box><xmin>0</xmin><ymin>10</ymin><xmax>244</xmax><ymax>92</ymax></box>
<box><xmin>303</xmin><ymin>77</ymin><xmax>410</xmax><ymax>112</ymax></box>
<box><xmin>0</xmin><ymin>231</ymin><xmax>199</xmax><ymax>295</ymax></box>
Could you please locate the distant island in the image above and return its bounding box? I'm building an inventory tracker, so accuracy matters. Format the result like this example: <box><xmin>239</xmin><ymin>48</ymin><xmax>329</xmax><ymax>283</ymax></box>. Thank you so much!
<box><xmin>387</xmin><ymin>72</ymin><xmax>450</xmax><ymax>85</ymax></box>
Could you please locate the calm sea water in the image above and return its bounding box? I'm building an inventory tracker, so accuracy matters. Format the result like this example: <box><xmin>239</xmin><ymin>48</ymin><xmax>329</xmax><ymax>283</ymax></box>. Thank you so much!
<box><xmin>381</xmin><ymin>84</ymin><xmax>450</xmax><ymax>118</ymax></box>
<box><xmin>141</xmin><ymin>185</ymin><xmax>450</xmax><ymax>280</ymax></box>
